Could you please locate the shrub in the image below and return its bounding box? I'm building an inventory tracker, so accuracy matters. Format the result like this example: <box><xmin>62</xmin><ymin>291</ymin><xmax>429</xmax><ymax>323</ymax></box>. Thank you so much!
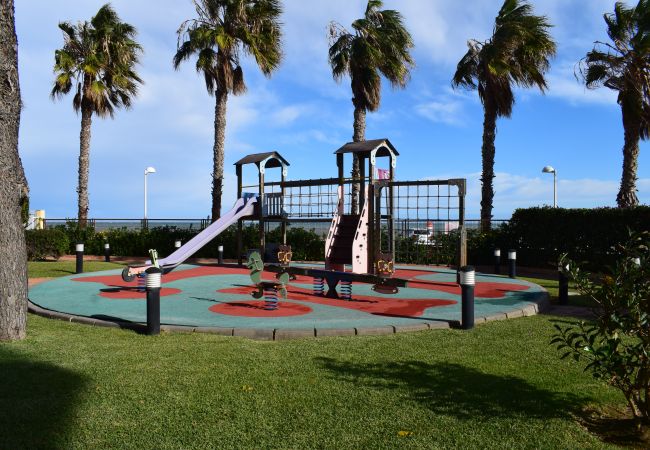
<box><xmin>25</xmin><ymin>229</ymin><xmax>70</xmax><ymax>260</ymax></box>
<box><xmin>552</xmin><ymin>231</ymin><xmax>650</xmax><ymax>430</ymax></box>
<box><xmin>507</xmin><ymin>206</ymin><xmax>650</xmax><ymax>268</ymax></box>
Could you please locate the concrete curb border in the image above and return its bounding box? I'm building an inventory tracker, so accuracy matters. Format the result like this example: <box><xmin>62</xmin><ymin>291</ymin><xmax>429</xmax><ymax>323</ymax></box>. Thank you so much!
<box><xmin>28</xmin><ymin>287</ymin><xmax>550</xmax><ymax>340</ymax></box>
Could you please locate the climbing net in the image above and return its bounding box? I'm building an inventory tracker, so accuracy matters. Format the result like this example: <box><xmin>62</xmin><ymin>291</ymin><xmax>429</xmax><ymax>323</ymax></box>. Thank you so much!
<box><xmin>378</xmin><ymin>180</ymin><xmax>465</xmax><ymax>266</ymax></box>
<box><xmin>264</xmin><ymin>178</ymin><xmax>356</xmax><ymax>219</ymax></box>
<box><xmin>258</xmin><ymin>177</ymin><xmax>466</xmax><ymax>266</ymax></box>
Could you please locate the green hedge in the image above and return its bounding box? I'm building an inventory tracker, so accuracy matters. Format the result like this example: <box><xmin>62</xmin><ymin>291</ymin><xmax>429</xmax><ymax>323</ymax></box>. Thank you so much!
<box><xmin>36</xmin><ymin>207</ymin><xmax>649</xmax><ymax>268</ymax></box>
<box><xmin>468</xmin><ymin>206</ymin><xmax>650</xmax><ymax>269</ymax></box>
<box><xmin>49</xmin><ymin>222</ymin><xmax>325</xmax><ymax>262</ymax></box>
<box><xmin>25</xmin><ymin>229</ymin><xmax>70</xmax><ymax>260</ymax></box>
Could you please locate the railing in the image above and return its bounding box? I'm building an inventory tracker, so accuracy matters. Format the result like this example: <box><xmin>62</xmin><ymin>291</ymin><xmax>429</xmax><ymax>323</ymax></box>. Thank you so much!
<box><xmin>44</xmin><ymin>218</ymin><xmax>212</xmax><ymax>231</ymax></box>
<box><xmin>464</xmin><ymin>220</ymin><xmax>510</xmax><ymax>230</ymax></box>
<box><xmin>263</xmin><ymin>192</ymin><xmax>284</xmax><ymax>217</ymax></box>
<box><xmin>43</xmin><ymin>218</ymin><xmax>511</xmax><ymax>232</ymax></box>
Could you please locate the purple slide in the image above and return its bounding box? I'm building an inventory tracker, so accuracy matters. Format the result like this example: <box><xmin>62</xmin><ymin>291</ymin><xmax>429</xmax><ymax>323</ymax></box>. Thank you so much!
<box><xmin>123</xmin><ymin>195</ymin><xmax>258</xmax><ymax>280</ymax></box>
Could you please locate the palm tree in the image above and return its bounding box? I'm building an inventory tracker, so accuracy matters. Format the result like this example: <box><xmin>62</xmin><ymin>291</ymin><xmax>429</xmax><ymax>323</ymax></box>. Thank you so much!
<box><xmin>452</xmin><ymin>0</ymin><xmax>555</xmax><ymax>231</ymax></box>
<box><xmin>174</xmin><ymin>0</ymin><xmax>282</xmax><ymax>221</ymax></box>
<box><xmin>51</xmin><ymin>4</ymin><xmax>142</xmax><ymax>228</ymax></box>
<box><xmin>581</xmin><ymin>0</ymin><xmax>650</xmax><ymax>208</ymax></box>
<box><xmin>328</xmin><ymin>0</ymin><xmax>414</xmax><ymax>213</ymax></box>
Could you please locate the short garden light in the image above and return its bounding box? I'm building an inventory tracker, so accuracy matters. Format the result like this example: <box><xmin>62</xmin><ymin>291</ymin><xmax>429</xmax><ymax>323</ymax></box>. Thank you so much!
<box><xmin>460</xmin><ymin>266</ymin><xmax>475</xmax><ymax>330</ymax></box>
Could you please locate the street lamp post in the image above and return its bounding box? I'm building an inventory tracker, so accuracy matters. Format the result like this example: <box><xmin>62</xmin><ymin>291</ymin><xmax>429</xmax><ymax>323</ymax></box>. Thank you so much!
<box><xmin>542</xmin><ymin>166</ymin><xmax>557</xmax><ymax>207</ymax></box>
<box><xmin>144</xmin><ymin>166</ymin><xmax>156</xmax><ymax>223</ymax></box>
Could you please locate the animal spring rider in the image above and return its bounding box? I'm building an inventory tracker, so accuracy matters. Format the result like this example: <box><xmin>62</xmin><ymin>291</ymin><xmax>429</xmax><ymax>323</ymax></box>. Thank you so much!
<box><xmin>247</xmin><ymin>251</ymin><xmax>289</xmax><ymax>310</ymax></box>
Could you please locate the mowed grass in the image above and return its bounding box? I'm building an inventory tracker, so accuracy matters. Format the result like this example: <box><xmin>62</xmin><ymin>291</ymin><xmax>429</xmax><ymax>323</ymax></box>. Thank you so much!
<box><xmin>1</xmin><ymin>261</ymin><xmax>623</xmax><ymax>448</ymax></box>
<box><xmin>28</xmin><ymin>260</ymin><xmax>125</xmax><ymax>278</ymax></box>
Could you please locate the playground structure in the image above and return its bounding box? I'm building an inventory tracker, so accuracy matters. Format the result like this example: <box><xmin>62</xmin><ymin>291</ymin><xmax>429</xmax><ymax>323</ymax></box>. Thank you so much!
<box><xmin>123</xmin><ymin>138</ymin><xmax>467</xmax><ymax>302</ymax></box>
<box><xmin>234</xmin><ymin>139</ymin><xmax>467</xmax><ymax>299</ymax></box>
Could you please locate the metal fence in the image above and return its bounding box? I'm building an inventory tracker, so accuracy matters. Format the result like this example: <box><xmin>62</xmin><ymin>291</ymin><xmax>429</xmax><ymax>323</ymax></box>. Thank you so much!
<box><xmin>44</xmin><ymin>218</ymin><xmax>211</xmax><ymax>231</ymax></box>
<box><xmin>45</xmin><ymin>217</ymin><xmax>510</xmax><ymax>234</ymax></box>
<box><xmin>464</xmin><ymin>220</ymin><xmax>510</xmax><ymax>230</ymax></box>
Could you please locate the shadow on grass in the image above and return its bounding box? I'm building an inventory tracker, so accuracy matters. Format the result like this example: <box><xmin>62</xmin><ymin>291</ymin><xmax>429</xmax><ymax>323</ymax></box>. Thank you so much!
<box><xmin>316</xmin><ymin>358</ymin><xmax>587</xmax><ymax>421</ymax></box>
<box><xmin>0</xmin><ymin>347</ymin><xmax>89</xmax><ymax>448</ymax></box>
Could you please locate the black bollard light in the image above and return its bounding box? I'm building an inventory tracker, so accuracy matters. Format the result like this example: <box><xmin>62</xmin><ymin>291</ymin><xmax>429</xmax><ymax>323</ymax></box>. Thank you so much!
<box><xmin>508</xmin><ymin>249</ymin><xmax>517</xmax><ymax>279</ymax></box>
<box><xmin>494</xmin><ymin>248</ymin><xmax>501</xmax><ymax>275</ymax></box>
<box><xmin>145</xmin><ymin>267</ymin><xmax>162</xmax><ymax>335</ymax></box>
<box><xmin>174</xmin><ymin>240</ymin><xmax>182</xmax><ymax>250</ymax></box>
<box><xmin>75</xmin><ymin>242</ymin><xmax>84</xmax><ymax>274</ymax></box>
<box><xmin>460</xmin><ymin>266</ymin><xmax>475</xmax><ymax>330</ymax></box>
<box><xmin>558</xmin><ymin>262</ymin><xmax>569</xmax><ymax>306</ymax></box>
<box><xmin>104</xmin><ymin>242</ymin><xmax>111</xmax><ymax>263</ymax></box>
<box><xmin>218</xmin><ymin>245</ymin><xmax>224</xmax><ymax>265</ymax></box>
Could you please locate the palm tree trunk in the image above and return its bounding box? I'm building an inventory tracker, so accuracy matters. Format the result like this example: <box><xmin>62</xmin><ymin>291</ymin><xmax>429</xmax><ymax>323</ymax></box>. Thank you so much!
<box><xmin>77</xmin><ymin>100</ymin><xmax>92</xmax><ymax>229</ymax></box>
<box><xmin>616</xmin><ymin>107</ymin><xmax>640</xmax><ymax>208</ymax></box>
<box><xmin>212</xmin><ymin>88</ymin><xmax>227</xmax><ymax>222</ymax></box>
<box><xmin>351</xmin><ymin>106</ymin><xmax>366</xmax><ymax>214</ymax></box>
<box><xmin>480</xmin><ymin>102</ymin><xmax>497</xmax><ymax>232</ymax></box>
<box><xmin>0</xmin><ymin>0</ymin><xmax>28</xmax><ymax>340</ymax></box>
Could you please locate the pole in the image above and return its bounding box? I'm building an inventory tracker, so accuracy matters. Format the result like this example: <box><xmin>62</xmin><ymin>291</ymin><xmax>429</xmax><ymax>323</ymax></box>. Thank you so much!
<box><xmin>460</xmin><ymin>266</ymin><xmax>475</xmax><ymax>330</ymax></box>
<box><xmin>75</xmin><ymin>243</ymin><xmax>84</xmax><ymax>274</ymax></box>
<box><xmin>144</xmin><ymin>172</ymin><xmax>148</xmax><ymax>221</ymax></box>
<box><xmin>553</xmin><ymin>171</ymin><xmax>557</xmax><ymax>208</ymax></box>
<box><xmin>145</xmin><ymin>267</ymin><xmax>162</xmax><ymax>335</ymax></box>
<box><xmin>104</xmin><ymin>242</ymin><xmax>110</xmax><ymax>263</ymax></box>
<box><xmin>494</xmin><ymin>248</ymin><xmax>501</xmax><ymax>275</ymax></box>
<box><xmin>508</xmin><ymin>249</ymin><xmax>517</xmax><ymax>279</ymax></box>
<box><xmin>218</xmin><ymin>245</ymin><xmax>224</xmax><ymax>265</ymax></box>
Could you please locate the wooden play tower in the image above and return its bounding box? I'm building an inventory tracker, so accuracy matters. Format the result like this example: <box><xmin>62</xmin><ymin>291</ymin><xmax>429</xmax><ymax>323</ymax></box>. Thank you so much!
<box><xmin>327</xmin><ymin>139</ymin><xmax>397</xmax><ymax>277</ymax></box>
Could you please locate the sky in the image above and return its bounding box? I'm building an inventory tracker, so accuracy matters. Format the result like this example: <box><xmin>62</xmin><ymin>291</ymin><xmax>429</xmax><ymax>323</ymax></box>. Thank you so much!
<box><xmin>14</xmin><ymin>0</ymin><xmax>650</xmax><ymax>220</ymax></box>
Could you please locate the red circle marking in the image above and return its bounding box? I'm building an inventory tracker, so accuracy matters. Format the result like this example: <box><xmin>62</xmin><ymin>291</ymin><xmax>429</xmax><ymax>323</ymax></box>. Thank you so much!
<box><xmin>209</xmin><ymin>301</ymin><xmax>312</xmax><ymax>317</ymax></box>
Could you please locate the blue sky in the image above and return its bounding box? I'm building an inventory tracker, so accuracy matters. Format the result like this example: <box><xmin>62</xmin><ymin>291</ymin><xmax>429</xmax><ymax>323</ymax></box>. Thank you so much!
<box><xmin>15</xmin><ymin>0</ymin><xmax>649</xmax><ymax>219</ymax></box>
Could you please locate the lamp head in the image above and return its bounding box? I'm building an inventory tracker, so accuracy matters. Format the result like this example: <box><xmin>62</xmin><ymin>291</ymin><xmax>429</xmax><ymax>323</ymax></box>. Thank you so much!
<box><xmin>145</xmin><ymin>167</ymin><xmax>156</xmax><ymax>175</ymax></box>
<box><xmin>542</xmin><ymin>166</ymin><xmax>555</xmax><ymax>174</ymax></box>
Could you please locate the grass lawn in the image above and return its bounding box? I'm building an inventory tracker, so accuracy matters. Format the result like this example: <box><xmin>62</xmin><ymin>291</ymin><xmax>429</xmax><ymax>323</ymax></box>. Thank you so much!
<box><xmin>28</xmin><ymin>260</ymin><xmax>125</xmax><ymax>278</ymax></box>
<box><xmin>1</xmin><ymin>262</ymin><xmax>629</xmax><ymax>448</ymax></box>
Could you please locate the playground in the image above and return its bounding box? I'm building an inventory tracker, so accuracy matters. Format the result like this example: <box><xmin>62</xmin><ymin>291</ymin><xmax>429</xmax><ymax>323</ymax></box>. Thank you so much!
<box><xmin>27</xmin><ymin>139</ymin><xmax>548</xmax><ymax>337</ymax></box>
<box><xmin>28</xmin><ymin>263</ymin><xmax>547</xmax><ymax>337</ymax></box>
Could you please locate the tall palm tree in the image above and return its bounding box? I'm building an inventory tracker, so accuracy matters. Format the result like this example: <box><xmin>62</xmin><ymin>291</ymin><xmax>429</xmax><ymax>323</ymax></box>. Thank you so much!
<box><xmin>51</xmin><ymin>4</ymin><xmax>142</xmax><ymax>228</ymax></box>
<box><xmin>452</xmin><ymin>0</ymin><xmax>555</xmax><ymax>231</ymax></box>
<box><xmin>581</xmin><ymin>0</ymin><xmax>650</xmax><ymax>208</ymax></box>
<box><xmin>328</xmin><ymin>0</ymin><xmax>414</xmax><ymax>213</ymax></box>
<box><xmin>174</xmin><ymin>0</ymin><xmax>282</xmax><ymax>221</ymax></box>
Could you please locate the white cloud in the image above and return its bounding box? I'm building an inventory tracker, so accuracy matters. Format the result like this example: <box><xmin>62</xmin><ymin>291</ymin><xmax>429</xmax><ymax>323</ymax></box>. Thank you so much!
<box><xmin>425</xmin><ymin>171</ymin><xmax>649</xmax><ymax>218</ymax></box>
<box><xmin>544</xmin><ymin>61</ymin><xmax>618</xmax><ymax>106</ymax></box>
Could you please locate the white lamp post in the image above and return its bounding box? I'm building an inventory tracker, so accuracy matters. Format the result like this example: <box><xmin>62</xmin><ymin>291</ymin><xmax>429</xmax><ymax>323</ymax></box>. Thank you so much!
<box><xmin>542</xmin><ymin>165</ymin><xmax>557</xmax><ymax>208</ymax></box>
<box><xmin>144</xmin><ymin>166</ymin><xmax>156</xmax><ymax>220</ymax></box>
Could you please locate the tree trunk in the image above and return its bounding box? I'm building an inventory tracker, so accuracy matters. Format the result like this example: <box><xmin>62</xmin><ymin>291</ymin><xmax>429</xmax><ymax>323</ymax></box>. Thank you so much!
<box><xmin>351</xmin><ymin>105</ymin><xmax>366</xmax><ymax>214</ymax></box>
<box><xmin>77</xmin><ymin>83</ymin><xmax>92</xmax><ymax>229</ymax></box>
<box><xmin>212</xmin><ymin>88</ymin><xmax>227</xmax><ymax>222</ymax></box>
<box><xmin>617</xmin><ymin>105</ymin><xmax>640</xmax><ymax>208</ymax></box>
<box><xmin>480</xmin><ymin>102</ymin><xmax>497</xmax><ymax>232</ymax></box>
<box><xmin>0</xmin><ymin>0</ymin><xmax>28</xmax><ymax>340</ymax></box>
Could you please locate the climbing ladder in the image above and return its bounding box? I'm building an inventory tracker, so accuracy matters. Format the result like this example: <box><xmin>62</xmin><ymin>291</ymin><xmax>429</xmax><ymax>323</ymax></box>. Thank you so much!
<box><xmin>325</xmin><ymin>185</ymin><xmax>370</xmax><ymax>273</ymax></box>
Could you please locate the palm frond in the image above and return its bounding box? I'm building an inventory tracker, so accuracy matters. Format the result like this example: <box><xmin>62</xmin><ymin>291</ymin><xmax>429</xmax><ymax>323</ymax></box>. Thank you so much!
<box><xmin>174</xmin><ymin>0</ymin><xmax>282</xmax><ymax>95</ymax></box>
<box><xmin>581</xmin><ymin>0</ymin><xmax>650</xmax><ymax>140</ymax></box>
<box><xmin>328</xmin><ymin>0</ymin><xmax>413</xmax><ymax>112</ymax></box>
<box><xmin>452</xmin><ymin>0</ymin><xmax>555</xmax><ymax>117</ymax></box>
